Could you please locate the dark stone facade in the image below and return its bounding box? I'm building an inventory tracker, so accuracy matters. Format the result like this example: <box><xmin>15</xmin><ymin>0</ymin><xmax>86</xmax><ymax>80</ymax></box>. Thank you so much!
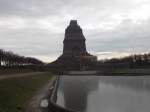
<box><xmin>62</xmin><ymin>20</ymin><xmax>88</xmax><ymax>56</ymax></box>
<box><xmin>50</xmin><ymin>20</ymin><xmax>97</xmax><ymax>70</ymax></box>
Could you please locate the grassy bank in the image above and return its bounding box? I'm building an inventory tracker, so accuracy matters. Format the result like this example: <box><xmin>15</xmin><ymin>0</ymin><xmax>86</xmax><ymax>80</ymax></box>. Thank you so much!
<box><xmin>0</xmin><ymin>72</ymin><xmax>54</xmax><ymax>112</ymax></box>
<box><xmin>112</xmin><ymin>68</ymin><xmax>150</xmax><ymax>75</ymax></box>
<box><xmin>96</xmin><ymin>68</ymin><xmax>150</xmax><ymax>76</ymax></box>
<box><xmin>0</xmin><ymin>68</ymin><xmax>40</xmax><ymax>75</ymax></box>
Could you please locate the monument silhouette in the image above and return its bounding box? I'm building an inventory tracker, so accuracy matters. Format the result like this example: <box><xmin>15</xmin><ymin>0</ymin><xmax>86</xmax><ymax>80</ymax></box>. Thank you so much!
<box><xmin>50</xmin><ymin>20</ymin><xmax>97</xmax><ymax>70</ymax></box>
<box><xmin>63</xmin><ymin>20</ymin><xmax>87</xmax><ymax>56</ymax></box>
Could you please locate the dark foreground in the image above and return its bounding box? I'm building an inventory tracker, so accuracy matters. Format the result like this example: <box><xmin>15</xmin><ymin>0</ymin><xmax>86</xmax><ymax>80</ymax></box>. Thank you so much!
<box><xmin>0</xmin><ymin>72</ymin><xmax>53</xmax><ymax>112</ymax></box>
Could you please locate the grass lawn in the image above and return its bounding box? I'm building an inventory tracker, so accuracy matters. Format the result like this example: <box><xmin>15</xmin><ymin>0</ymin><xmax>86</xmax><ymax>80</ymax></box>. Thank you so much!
<box><xmin>0</xmin><ymin>69</ymin><xmax>37</xmax><ymax>76</ymax></box>
<box><xmin>0</xmin><ymin>72</ymin><xmax>54</xmax><ymax>112</ymax></box>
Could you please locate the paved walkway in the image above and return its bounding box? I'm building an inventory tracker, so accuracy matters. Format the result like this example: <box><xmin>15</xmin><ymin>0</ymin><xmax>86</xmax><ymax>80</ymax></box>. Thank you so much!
<box><xmin>25</xmin><ymin>77</ymin><xmax>55</xmax><ymax>112</ymax></box>
<box><xmin>0</xmin><ymin>72</ymin><xmax>44</xmax><ymax>80</ymax></box>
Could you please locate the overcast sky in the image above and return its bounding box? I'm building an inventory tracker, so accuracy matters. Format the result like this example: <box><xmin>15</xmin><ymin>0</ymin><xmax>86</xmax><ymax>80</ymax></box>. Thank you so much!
<box><xmin>0</xmin><ymin>0</ymin><xmax>150</xmax><ymax>62</ymax></box>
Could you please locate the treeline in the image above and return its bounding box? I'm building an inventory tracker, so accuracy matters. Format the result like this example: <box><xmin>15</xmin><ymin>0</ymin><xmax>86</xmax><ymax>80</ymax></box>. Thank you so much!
<box><xmin>0</xmin><ymin>49</ymin><xmax>44</xmax><ymax>68</ymax></box>
<box><xmin>96</xmin><ymin>53</ymin><xmax>150</xmax><ymax>69</ymax></box>
<box><xmin>104</xmin><ymin>53</ymin><xmax>150</xmax><ymax>63</ymax></box>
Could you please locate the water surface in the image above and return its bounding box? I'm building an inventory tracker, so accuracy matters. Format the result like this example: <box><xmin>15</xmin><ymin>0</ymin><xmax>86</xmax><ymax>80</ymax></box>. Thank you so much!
<box><xmin>57</xmin><ymin>76</ymin><xmax>150</xmax><ymax>112</ymax></box>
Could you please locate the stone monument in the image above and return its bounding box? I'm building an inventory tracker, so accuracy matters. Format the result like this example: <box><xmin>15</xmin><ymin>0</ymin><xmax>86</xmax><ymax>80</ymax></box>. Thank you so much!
<box><xmin>63</xmin><ymin>20</ymin><xmax>87</xmax><ymax>56</ymax></box>
<box><xmin>51</xmin><ymin>20</ymin><xmax>97</xmax><ymax>69</ymax></box>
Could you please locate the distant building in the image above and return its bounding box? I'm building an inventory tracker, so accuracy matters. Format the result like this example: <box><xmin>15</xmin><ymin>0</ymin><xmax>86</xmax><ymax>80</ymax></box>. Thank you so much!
<box><xmin>50</xmin><ymin>20</ymin><xmax>97</xmax><ymax>69</ymax></box>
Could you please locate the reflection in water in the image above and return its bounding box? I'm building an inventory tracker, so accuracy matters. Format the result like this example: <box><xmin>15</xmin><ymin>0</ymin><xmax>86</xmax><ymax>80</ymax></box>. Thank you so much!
<box><xmin>56</xmin><ymin>76</ymin><xmax>150</xmax><ymax>112</ymax></box>
<box><xmin>57</xmin><ymin>76</ymin><xmax>99</xmax><ymax>111</ymax></box>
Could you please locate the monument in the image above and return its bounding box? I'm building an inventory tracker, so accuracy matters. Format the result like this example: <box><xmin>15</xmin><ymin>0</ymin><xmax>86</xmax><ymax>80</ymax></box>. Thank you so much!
<box><xmin>63</xmin><ymin>20</ymin><xmax>87</xmax><ymax>56</ymax></box>
<box><xmin>50</xmin><ymin>20</ymin><xmax>97</xmax><ymax>70</ymax></box>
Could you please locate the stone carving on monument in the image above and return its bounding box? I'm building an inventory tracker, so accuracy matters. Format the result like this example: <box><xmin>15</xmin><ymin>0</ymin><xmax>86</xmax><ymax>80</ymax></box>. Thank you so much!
<box><xmin>51</xmin><ymin>20</ymin><xmax>97</xmax><ymax>69</ymax></box>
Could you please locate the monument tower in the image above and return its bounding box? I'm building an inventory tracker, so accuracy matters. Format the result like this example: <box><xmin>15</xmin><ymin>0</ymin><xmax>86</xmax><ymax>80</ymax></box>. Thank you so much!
<box><xmin>52</xmin><ymin>20</ymin><xmax>97</xmax><ymax>69</ymax></box>
<box><xmin>63</xmin><ymin>20</ymin><xmax>88</xmax><ymax>56</ymax></box>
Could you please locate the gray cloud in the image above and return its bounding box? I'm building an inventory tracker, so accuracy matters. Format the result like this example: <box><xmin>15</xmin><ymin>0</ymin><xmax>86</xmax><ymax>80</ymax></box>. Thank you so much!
<box><xmin>0</xmin><ymin>0</ymin><xmax>150</xmax><ymax>62</ymax></box>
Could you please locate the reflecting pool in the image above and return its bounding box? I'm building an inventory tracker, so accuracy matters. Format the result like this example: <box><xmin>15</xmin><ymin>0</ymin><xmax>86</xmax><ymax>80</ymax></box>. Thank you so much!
<box><xmin>56</xmin><ymin>76</ymin><xmax>150</xmax><ymax>112</ymax></box>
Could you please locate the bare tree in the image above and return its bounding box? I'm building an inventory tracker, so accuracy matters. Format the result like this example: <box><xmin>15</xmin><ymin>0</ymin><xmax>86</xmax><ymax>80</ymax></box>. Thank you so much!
<box><xmin>0</xmin><ymin>49</ymin><xmax>44</xmax><ymax>70</ymax></box>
